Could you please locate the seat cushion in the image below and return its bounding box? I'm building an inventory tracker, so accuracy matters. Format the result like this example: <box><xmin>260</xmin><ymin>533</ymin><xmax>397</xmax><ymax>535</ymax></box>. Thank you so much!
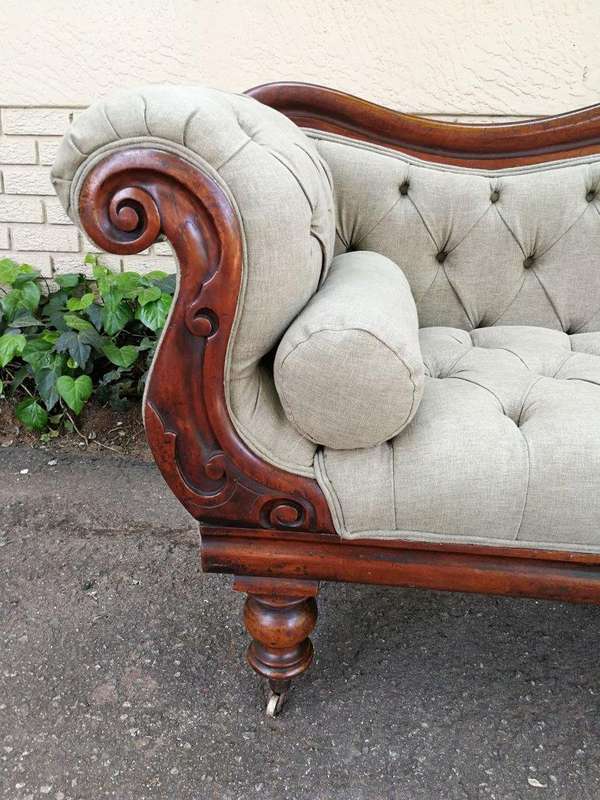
<box><xmin>316</xmin><ymin>325</ymin><xmax>600</xmax><ymax>551</ymax></box>
<box><xmin>274</xmin><ymin>251</ymin><xmax>424</xmax><ymax>449</ymax></box>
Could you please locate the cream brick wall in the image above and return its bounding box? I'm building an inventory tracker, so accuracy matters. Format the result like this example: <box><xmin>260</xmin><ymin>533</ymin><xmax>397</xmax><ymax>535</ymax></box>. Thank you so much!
<box><xmin>0</xmin><ymin>105</ymin><xmax>176</xmax><ymax>277</ymax></box>
<box><xmin>2</xmin><ymin>0</ymin><xmax>600</xmax><ymax>277</ymax></box>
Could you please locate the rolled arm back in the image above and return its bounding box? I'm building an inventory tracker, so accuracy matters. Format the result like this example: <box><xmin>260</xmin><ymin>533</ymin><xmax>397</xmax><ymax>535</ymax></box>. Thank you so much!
<box><xmin>51</xmin><ymin>85</ymin><xmax>337</xmax><ymax>532</ymax></box>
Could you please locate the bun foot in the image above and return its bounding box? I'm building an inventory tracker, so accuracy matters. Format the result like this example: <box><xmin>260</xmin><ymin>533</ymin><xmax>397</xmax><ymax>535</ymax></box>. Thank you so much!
<box><xmin>233</xmin><ymin>576</ymin><xmax>319</xmax><ymax>713</ymax></box>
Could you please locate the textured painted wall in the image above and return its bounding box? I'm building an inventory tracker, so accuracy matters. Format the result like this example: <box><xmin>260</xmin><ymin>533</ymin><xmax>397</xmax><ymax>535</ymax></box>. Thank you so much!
<box><xmin>1</xmin><ymin>0</ymin><xmax>600</xmax><ymax>276</ymax></box>
<box><xmin>2</xmin><ymin>0</ymin><xmax>600</xmax><ymax>114</ymax></box>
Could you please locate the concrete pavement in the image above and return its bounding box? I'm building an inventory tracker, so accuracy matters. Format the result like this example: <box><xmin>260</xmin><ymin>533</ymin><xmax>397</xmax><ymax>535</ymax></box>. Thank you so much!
<box><xmin>2</xmin><ymin>447</ymin><xmax>600</xmax><ymax>799</ymax></box>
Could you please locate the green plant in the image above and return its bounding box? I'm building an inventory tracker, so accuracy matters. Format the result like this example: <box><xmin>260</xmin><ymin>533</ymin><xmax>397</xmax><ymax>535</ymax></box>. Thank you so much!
<box><xmin>0</xmin><ymin>254</ymin><xmax>175</xmax><ymax>434</ymax></box>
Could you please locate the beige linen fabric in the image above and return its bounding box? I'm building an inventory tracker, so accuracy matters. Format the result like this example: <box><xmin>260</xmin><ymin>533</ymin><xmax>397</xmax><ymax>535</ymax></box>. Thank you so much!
<box><xmin>317</xmin><ymin>325</ymin><xmax>600</xmax><ymax>549</ymax></box>
<box><xmin>313</xmin><ymin>133</ymin><xmax>600</xmax><ymax>334</ymax></box>
<box><xmin>51</xmin><ymin>85</ymin><xmax>336</xmax><ymax>476</ymax></box>
<box><xmin>274</xmin><ymin>251</ymin><xmax>424</xmax><ymax>449</ymax></box>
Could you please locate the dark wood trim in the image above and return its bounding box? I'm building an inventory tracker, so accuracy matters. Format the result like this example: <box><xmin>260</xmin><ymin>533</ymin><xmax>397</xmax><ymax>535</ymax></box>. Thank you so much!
<box><xmin>78</xmin><ymin>147</ymin><xmax>334</xmax><ymax>534</ymax></box>
<box><xmin>247</xmin><ymin>81</ymin><xmax>600</xmax><ymax>168</ymax></box>
<box><xmin>203</xmin><ymin>524</ymin><xmax>600</xmax><ymax>565</ymax></box>
<box><xmin>204</xmin><ymin>532</ymin><xmax>600</xmax><ymax>605</ymax></box>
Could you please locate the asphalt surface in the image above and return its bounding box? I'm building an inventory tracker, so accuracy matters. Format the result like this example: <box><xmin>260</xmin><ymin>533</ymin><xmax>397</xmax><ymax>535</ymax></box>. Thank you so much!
<box><xmin>2</xmin><ymin>446</ymin><xmax>600</xmax><ymax>799</ymax></box>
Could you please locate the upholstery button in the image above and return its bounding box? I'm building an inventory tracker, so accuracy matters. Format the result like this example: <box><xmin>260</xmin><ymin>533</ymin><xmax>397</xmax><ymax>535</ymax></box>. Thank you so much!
<box><xmin>586</xmin><ymin>189</ymin><xmax>596</xmax><ymax>202</ymax></box>
<box><xmin>490</xmin><ymin>189</ymin><xmax>500</xmax><ymax>203</ymax></box>
<box><xmin>523</xmin><ymin>256</ymin><xmax>535</xmax><ymax>269</ymax></box>
<box><xmin>436</xmin><ymin>250</ymin><xmax>448</xmax><ymax>263</ymax></box>
<box><xmin>399</xmin><ymin>180</ymin><xmax>410</xmax><ymax>196</ymax></box>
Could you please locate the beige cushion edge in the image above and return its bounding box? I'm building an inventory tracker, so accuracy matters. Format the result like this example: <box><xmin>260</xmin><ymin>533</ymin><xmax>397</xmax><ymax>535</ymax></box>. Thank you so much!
<box><xmin>340</xmin><ymin>527</ymin><xmax>600</xmax><ymax>554</ymax></box>
<box><xmin>314</xmin><ymin>449</ymin><xmax>348</xmax><ymax>536</ymax></box>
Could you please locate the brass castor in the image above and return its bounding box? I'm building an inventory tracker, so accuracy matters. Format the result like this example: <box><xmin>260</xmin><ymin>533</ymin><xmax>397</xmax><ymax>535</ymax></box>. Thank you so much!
<box><xmin>265</xmin><ymin>689</ymin><xmax>287</xmax><ymax>717</ymax></box>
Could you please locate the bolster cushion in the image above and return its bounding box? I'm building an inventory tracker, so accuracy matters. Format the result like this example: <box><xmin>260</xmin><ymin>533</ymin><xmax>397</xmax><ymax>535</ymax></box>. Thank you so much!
<box><xmin>274</xmin><ymin>250</ymin><xmax>424</xmax><ymax>449</ymax></box>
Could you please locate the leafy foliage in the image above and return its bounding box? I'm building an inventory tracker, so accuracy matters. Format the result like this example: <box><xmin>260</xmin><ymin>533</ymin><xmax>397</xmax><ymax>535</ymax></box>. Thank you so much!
<box><xmin>0</xmin><ymin>254</ymin><xmax>175</xmax><ymax>434</ymax></box>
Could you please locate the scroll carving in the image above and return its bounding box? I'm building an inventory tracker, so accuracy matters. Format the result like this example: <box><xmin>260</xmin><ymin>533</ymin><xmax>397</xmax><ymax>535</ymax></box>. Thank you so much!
<box><xmin>78</xmin><ymin>148</ymin><xmax>335</xmax><ymax>534</ymax></box>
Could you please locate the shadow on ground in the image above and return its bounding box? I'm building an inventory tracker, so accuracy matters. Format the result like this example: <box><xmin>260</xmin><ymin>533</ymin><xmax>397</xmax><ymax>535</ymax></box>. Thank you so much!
<box><xmin>1</xmin><ymin>447</ymin><xmax>600</xmax><ymax>800</ymax></box>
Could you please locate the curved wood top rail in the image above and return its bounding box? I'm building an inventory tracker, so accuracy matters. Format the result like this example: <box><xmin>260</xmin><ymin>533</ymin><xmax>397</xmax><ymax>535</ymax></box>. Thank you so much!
<box><xmin>247</xmin><ymin>82</ymin><xmax>600</xmax><ymax>168</ymax></box>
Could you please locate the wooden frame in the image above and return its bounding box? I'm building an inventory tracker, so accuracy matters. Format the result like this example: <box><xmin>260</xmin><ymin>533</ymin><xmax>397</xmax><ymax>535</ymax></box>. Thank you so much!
<box><xmin>78</xmin><ymin>82</ymin><xmax>600</xmax><ymax>712</ymax></box>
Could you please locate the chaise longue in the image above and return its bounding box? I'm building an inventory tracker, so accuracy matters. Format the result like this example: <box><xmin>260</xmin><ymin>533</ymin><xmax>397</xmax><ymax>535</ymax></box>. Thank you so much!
<box><xmin>52</xmin><ymin>81</ymin><xmax>600</xmax><ymax>715</ymax></box>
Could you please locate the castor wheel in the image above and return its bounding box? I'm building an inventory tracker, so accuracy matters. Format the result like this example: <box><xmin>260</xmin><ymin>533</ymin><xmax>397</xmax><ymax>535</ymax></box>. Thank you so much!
<box><xmin>266</xmin><ymin>689</ymin><xmax>287</xmax><ymax>717</ymax></box>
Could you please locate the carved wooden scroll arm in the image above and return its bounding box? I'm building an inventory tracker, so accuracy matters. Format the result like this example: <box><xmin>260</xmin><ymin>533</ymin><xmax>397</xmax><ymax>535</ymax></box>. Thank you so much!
<box><xmin>77</xmin><ymin>147</ymin><xmax>335</xmax><ymax>534</ymax></box>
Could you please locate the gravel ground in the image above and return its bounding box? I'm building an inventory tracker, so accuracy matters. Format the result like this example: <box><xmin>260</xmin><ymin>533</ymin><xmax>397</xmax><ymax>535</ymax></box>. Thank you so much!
<box><xmin>2</xmin><ymin>446</ymin><xmax>600</xmax><ymax>799</ymax></box>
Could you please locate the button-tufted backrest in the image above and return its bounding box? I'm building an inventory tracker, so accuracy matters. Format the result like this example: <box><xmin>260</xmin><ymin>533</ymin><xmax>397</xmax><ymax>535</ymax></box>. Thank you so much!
<box><xmin>313</xmin><ymin>133</ymin><xmax>600</xmax><ymax>334</ymax></box>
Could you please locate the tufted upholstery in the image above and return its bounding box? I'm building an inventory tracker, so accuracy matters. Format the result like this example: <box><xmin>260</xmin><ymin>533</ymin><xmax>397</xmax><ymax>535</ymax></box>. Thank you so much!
<box><xmin>51</xmin><ymin>86</ymin><xmax>336</xmax><ymax>475</ymax></box>
<box><xmin>53</xmin><ymin>87</ymin><xmax>600</xmax><ymax>550</ymax></box>
<box><xmin>317</xmin><ymin>325</ymin><xmax>600</xmax><ymax>548</ymax></box>
<box><xmin>313</xmin><ymin>134</ymin><xmax>600</xmax><ymax>334</ymax></box>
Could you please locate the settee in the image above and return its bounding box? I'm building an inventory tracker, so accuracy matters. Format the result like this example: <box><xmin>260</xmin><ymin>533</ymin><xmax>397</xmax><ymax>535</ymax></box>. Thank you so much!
<box><xmin>52</xmin><ymin>82</ymin><xmax>600</xmax><ymax>715</ymax></box>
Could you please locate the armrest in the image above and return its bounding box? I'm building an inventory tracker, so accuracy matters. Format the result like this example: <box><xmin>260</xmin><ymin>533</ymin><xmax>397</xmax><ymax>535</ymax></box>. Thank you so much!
<box><xmin>274</xmin><ymin>251</ymin><xmax>425</xmax><ymax>449</ymax></box>
<box><xmin>51</xmin><ymin>85</ymin><xmax>337</xmax><ymax>533</ymax></box>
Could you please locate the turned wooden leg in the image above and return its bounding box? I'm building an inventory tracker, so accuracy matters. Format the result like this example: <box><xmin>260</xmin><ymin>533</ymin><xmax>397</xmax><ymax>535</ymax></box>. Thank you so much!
<box><xmin>233</xmin><ymin>576</ymin><xmax>319</xmax><ymax>714</ymax></box>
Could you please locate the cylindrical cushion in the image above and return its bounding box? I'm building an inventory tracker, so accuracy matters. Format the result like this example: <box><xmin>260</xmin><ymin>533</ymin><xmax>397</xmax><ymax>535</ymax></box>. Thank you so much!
<box><xmin>274</xmin><ymin>251</ymin><xmax>424</xmax><ymax>449</ymax></box>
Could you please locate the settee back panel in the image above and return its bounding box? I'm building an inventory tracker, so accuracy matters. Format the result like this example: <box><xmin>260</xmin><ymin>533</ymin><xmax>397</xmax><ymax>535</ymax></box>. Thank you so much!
<box><xmin>313</xmin><ymin>134</ymin><xmax>600</xmax><ymax>333</ymax></box>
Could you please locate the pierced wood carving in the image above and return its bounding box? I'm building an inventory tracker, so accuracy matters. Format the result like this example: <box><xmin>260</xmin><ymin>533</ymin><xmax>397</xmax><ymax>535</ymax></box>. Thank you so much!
<box><xmin>78</xmin><ymin>148</ymin><xmax>335</xmax><ymax>533</ymax></box>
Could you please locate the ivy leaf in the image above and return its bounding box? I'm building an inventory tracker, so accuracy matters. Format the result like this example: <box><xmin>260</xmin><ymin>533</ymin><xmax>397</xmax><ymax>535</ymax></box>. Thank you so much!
<box><xmin>55</xmin><ymin>273</ymin><xmax>81</xmax><ymax>289</ymax></box>
<box><xmin>137</xmin><ymin>294</ymin><xmax>172</xmax><ymax>331</ymax></box>
<box><xmin>33</xmin><ymin>354</ymin><xmax>64</xmax><ymax>411</ymax></box>
<box><xmin>78</xmin><ymin>327</ymin><xmax>104</xmax><ymax>352</ymax></box>
<box><xmin>57</xmin><ymin>374</ymin><xmax>93</xmax><ymax>414</ymax></box>
<box><xmin>91</xmin><ymin>263</ymin><xmax>111</xmax><ymax>280</ymax></box>
<box><xmin>0</xmin><ymin>258</ymin><xmax>19</xmax><ymax>285</ymax></box>
<box><xmin>55</xmin><ymin>331</ymin><xmax>91</xmax><ymax>369</ymax></box>
<box><xmin>43</xmin><ymin>289</ymin><xmax>69</xmax><ymax>316</ymax></box>
<box><xmin>0</xmin><ymin>291</ymin><xmax>20</xmax><ymax>321</ymax></box>
<box><xmin>144</xmin><ymin>270</ymin><xmax>168</xmax><ymax>282</ymax></box>
<box><xmin>46</xmin><ymin>310</ymin><xmax>69</xmax><ymax>332</ymax></box>
<box><xmin>19</xmin><ymin>280</ymin><xmax>41</xmax><ymax>311</ymax></box>
<box><xmin>84</xmin><ymin>302</ymin><xmax>103</xmax><ymax>330</ymax></box>
<box><xmin>102</xmin><ymin>341</ymin><xmax>139</xmax><ymax>369</ymax></box>
<box><xmin>138</xmin><ymin>337</ymin><xmax>156</xmax><ymax>351</ymax></box>
<box><xmin>10</xmin><ymin>311</ymin><xmax>41</xmax><ymax>328</ymax></box>
<box><xmin>137</xmin><ymin>286</ymin><xmax>161</xmax><ymax>306</ymax></box>
<box><xmin>97</xmin><ymin>274</ymin><xmax>118</xmax><ymax>299</ymax></box>
<box><xmin>22</xmin><ymin>338</ymin><xmax>54</xmax><ymax>365</ymax></box>
<box><xmin>153</xmin><ymin>274</ymin><xmax>176</xmax><ymax>294</ymax></box>
<box><xmin>63</xmin><ymin>313</ymin><xmax>93</xmax><ymax>332</ymax></box>
<box><xmin>1</xmin><ymin>283</ymin><xmax>41</xmax><ymax>321</ymax></box>
<box><xmin>66</xmin><ymin>292</ymin><xmax>94</xmax><ymax>312</ymax></box>
<box><xmin>40</xmin><ymin>330</ymin><xmax>60</xmax><ymax>345</ymax></box>
<box><xmin>13</xmin><ymin>268</ymin><xmax>40</xmax><ymax>287</ymax></box>
<box><xmin>8</xmin><ymin>365</ymin><xmax>28</xmax><ymax>393</ymax></box>
<box><xmin>0</xmin><ymin>378</ymin><xmax>3</xmax><ymax>396</ymax></box>
<box><xmin>102</xmin><ymin>295</ymin><xmax>133</xmax><ymax>335</ymax></box>
<box><xmin>0</xmin><ymin>332</ymin><xmax>26</xmax><ymax>367</ymax></box>
<box><xmin>114</xmin><ymin>272</ymin><xmax>141</xmax><ymax>293</ymax></box>
<box><xmin>15</xmin><ymin>397</ymin><xmax>48</xmax><ymax>430</ymax></box>
<box><xmin>98</xmin><ymin>368</ymin><xmax>124</xmax><ymax>387</ymax></box>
